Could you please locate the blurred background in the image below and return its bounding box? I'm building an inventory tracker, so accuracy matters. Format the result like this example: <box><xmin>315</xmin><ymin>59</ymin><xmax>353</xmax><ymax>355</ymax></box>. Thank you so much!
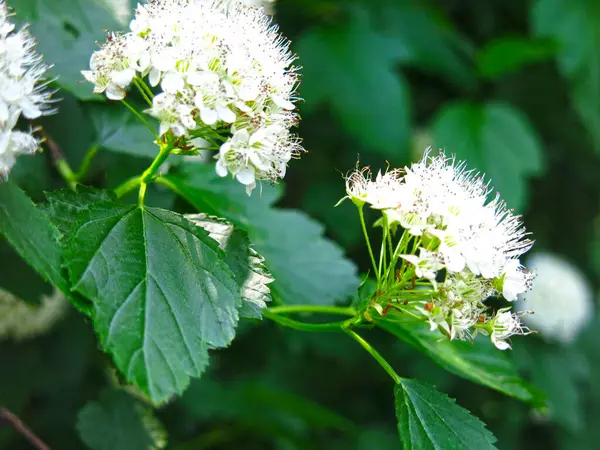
<box><xmin>2</xmin><ymin>0</ymin><xmax>600</xmax><ymax>448</ymax></box>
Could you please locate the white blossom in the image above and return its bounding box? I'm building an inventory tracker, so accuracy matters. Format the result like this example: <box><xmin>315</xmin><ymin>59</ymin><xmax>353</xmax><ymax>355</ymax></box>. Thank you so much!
<box><xmin>0</xmin><ymin>287</ymin><xmax>68</xmax><ymax>341</ymax></box>
<box><xmin>517</xmin><ymin>252</ymin><xmax>593</xmax><ymax>345</ymax></box>
<box><xmin>83</xmin><ymin>0</ymin><xmax>302</xmax><ymax>194</ymax></box>
<box><xmin>0</xmin><ymin>1</ymin><xmax>55</xmax><ymax>179</ymax></box>
<box><xmin>484</xmin><ymin>309</ymin><xmax>527</xmax><ymax>350</ymax></box>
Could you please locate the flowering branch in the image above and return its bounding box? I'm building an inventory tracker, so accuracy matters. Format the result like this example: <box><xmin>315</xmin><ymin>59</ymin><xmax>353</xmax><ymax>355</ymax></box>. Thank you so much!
<box><xmin>0</xmin><ymin>407</ymin><xmax>51</xmax><ymax>450</ymax></box>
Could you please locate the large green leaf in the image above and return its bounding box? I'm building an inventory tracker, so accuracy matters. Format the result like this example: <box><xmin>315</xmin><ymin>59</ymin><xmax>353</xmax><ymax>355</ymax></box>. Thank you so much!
<box><xmin>77</xmin><ymin>389</ymin><xmax>167</xmax><ymax>450</ymax></box>
<box><xmin>163</xmin><ymin>165</ymin><xmax>359</xmax><ymax>306</ymax></box>
<box><xmin>395</xmin><ymin>379</ymin><xmax>497</xmax><ymax>450</ymax></box>
<box><xmin>0</xmin><ymin>182</ymin><xmax>71</xmax><ymax>299</ymax></box>
<box><xmin>64</xmin><ymin>202</ymin><xmax>242</xmax><ymax>404</ymax></box>
<box><xmin>296</xmin><ymin>9</ymin><xmax>410</xmax><ymax>157</ymax></box>
<box><xmin>477</xmin><ymin>36</ymin><xmax>556</xmax><ymax>79</ymax></box>
<box><xmin>376</xmin><ymin>318</ymin><xmax>544</xmax><ymax>406</ymax></box>
<box><xmin>532</xmin><ymin>0</ymin><xmax>600</xmax><ymax>151</ymax></box>
<box><xmin>41</xmin><ymin>186</ymin><xmax>115</xmax><ymax>236</ymax></box>
<box><xmin>186</xmin><ymin>214</ymin><xmax>274</xmax><ymax>319</ymax></box>
<box><xmin>431</xmin><ymin>101</ymin><xmax>545</xmax><ymax>211</ymax></box>
<box><xmin>12</xmin><ymin>0</ymin><xmax>132</xmax><ymax>99</ymax></box>
<box><xmin>85</xmin><ymin>103</ymin><xmax>160</xmax><ymax>158</ymax></box>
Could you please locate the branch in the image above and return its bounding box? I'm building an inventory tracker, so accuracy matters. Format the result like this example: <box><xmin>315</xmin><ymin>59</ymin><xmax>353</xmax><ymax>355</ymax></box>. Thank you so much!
<box><xmin>0</xmin><ymin>407</ymin><xmax>51</xmax><ymax>450</ymax></box>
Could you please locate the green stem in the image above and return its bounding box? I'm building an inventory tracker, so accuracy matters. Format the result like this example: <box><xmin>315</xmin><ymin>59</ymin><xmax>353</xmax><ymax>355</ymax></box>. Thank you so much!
<box><xmin>133</xmin><ymin>77</ymin><xmax>154</xmax><ymax>105</ymax></box>
<box><xmin>114</xmin><ymin>175</ymin><xmax>142</xmax><ymax>198</ymax></box>
<box><xmin>74</xmin><ymin>145</ymin><xmax>100</xmax><ymax>181</ymax></box>
<box><xmin>358</xmin><ymin>206</ymin><xmax>378</xmax><ymax>278</ymax></box>
<box><xmin>121</xmin><ymin>99</ymin><xmax>159</xmax><ymax>139</ymax></box>
<box><xmin>138</xmin><ymin>143</ymin><xmax>172</xmax><ymax>205</ymax></box>
<box><xmin>342</xmin><ymin>327</ymin><xmax>402</xmax><ymax>384</ymax></box>
<box><xmin>268</xmin><ymin>305</ymin><xmax>357</xmax><ymax>316</ymax></box>
<box><xmin>263</xmin><ymin>310</ymin><xmax>352</xmax><ymax>332</ymax></box>
<box><xmin>56</xmin><ymin>158</ymin><xmax>77</xmax><ymax>190</ymax></box>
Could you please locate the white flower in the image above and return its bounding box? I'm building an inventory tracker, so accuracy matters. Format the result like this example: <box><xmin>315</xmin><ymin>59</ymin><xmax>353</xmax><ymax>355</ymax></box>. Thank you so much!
<box><xmin>485</xmin><ymin>309</ymin><xmax>526</xmax><ymax>350</ymax></box>
<box><xmin>401</xmin><ymin>249</ymin><xmax>444</xmax><ymax>286</ymax></box>
<box><xmin>0</xmin><ymin>287</ymin><xmax>68</xmax><ymax>341</ymax></box>
<box><xmin>499</xmin><ymin>258</ymin><xmax>533</xmax><ymax>301</ymax></box>
<box><xmin>0</xmin><ymin>1</ymin><xmax>55</xmax><ymax>179</ymax></box>
<box><xmin>84</xmin><ymin>0</ymin><xmax>302</xmax><ymax>194</ymax></box>
<box><xmin>517</xmin><ymin>252</ymin><xmax>593</xmax><ymax>345</ymax></box>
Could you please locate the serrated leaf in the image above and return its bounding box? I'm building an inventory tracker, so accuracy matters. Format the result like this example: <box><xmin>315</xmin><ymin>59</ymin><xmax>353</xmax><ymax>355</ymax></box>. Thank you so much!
<box><xmin>431</xmin><ymin>101</ymin><xmax>546</xmax><ymax>211</ymax></box>
<box><xmin>395</xmin><ymin>379</ymin><xmax>497</xmax><ymax>450</ymax></box>
<box><xmin>0</xmin><ymin>182</ymin><xmax>72</xmax><ymax>300</ymax></box>
<box><xmin>477</xmin><ymin>36</ymin><xmax>556</xmax><ymax>79</ymax></box>
<box><xmin>532</xmin><ymin>0</ymin><xmax>600</xmax><ymax>151</ymax></box>
<box><xmin>64</xmin><ymin>202</ymin><xmax>242</xmax><ymax>404</ymax></box>
<box><xmin>12</xmin><ymin>0</ymin><xmax>131</xmax><ymax>99</ymax></box>
<box><xmin>41</xmin><ymin>186</ymin><xmax>115</xmax><ymax>236</ymax></box>
<box><xmin>85</xmin><ymin>103</ymin><xmax>160</xmax><ymax>158</ymax></box>
<box><xmin>186</xmin><ymin>214</ymin><xmax>273</xmax><ymax>319</ymax></box>
<box><xmin>77</xmin><ymin>389</ymin><xmax>167</xmax><ymax>450</ymax></box>
<box><xmin>296</xmin><ymin>8</ymin><xmax>411</xmax><ymax>157</ymax></box>
<box><xmin>163</xmin><ymin>165</ymin><xmax>359</xmax><ymax>306</ymax></box>
<box><xmin>376</xmin><ymin>318</ymin><xmax>544</xmax><ymax>406</ymax></box>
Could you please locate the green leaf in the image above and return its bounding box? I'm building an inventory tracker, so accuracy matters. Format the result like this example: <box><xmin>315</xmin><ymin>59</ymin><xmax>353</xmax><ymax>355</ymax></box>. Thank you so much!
<box><xmin>477</xmin><ymin>36</ymin><xmax>556</xmax><ymax>79</ymax></box>
<box><xmin>64</xmin><ymin>202</ymin><xmax>242</xmax><ymax>404</ymax></box>
<box><xmin>371</xmin><ymin>0</ymin><xmax>476</xmax><ymax>87</ymax></box>
<box><xmin>41</xmin><ymin>186</ymin><xmax>115</xmax><ymax>236</ymax></box>
<box><xmin>395</xmin><ymin>379</ymin><xmax>497</xmax><ymax>450</ymax></box>
<box><xmin>431</xmin><ymin>101</ymin><xmax>545</xmax><ymax>211</ymax></box>
<box><xmin>296</xmin><ymin>9</ymin><xmax>411</xmax><ymax>157</ymax></box>
<box><xmin>532</xmin><ymin>0</ymin><xmax>600</xmax><ymax>151</ymax></box>
<box><xmin>77</xmin><ymin>389</ymin><xmax>167</xmax><ymax>450</ymax></box>
<box><xmin>0</xmin><ymin>182</ymin><xmax>72</xmax><ymax>300</ymax></box>
<box><xmin>163</xmin><ymin>165</ymin><xmax>359</xmax><ymax>306</ymax></box>
<box><xmin>12</xmin><ymin>0</ymin><xmax>131</xmax><ymax>99</ymax></box>
<box><xmin>376</xmin><ymin>318</ymin><xmax>544</xmax><ymax>406</ymax></box>
<box><xmin>186</xmin><ymin>214</ymin><xmax>273</xmax><ymax>319</ymax></box>
<box><xmin>85</xmin><ymin>103</ymin><xmax>160</xmax><ymax>158</ymax></box>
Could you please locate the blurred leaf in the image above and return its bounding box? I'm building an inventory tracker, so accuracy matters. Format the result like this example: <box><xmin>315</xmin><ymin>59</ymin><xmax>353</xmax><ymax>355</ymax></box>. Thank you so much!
<box><xmin>12</xmin><ymin>0</ymin><xmax>131</xmax><ymax>100</ymax></box>
<box><xmin>164</xmin><ymin>164</ymin><xmax>359</xmax><ymax>305</ymax></box>
<box><xmin>64</xmin><ymin>202</ymin><xmax>242</xmax><ymax>404</ymax></box>
<box><xmin>186</xmin><ymin>214</ymin><xmax>274</xmax><ymax>319</ymax></box>
<box><xmin>372</xmin><ymin>0</ymin><xmax>476</xmax><ymax>87</ymax></box>
<box><xmin>477</xmin><ymin>36</ymin><xmax>556</xmax><ymax>79</ymax></box>
<box><xmin>395</xmin><ymin>379</ymin><xmax>497</xmax><ymax>449</ymax></box>
<box><xmin>85</xmin><ymin>103</ymin><xmax>160</xmax><ymax>158</ymax></box>
<box><xmin>0</xmin><ymin>182</ymin><xmax>72</xmax><ymax>300</ymax></box>
<box><xmin>77</xmin><ymin>389</ymin><xmax>167</xmax><ymax>450</ymax></box>
<box><xmin>431</xmin><ymin>101</ymin><xmax>545</xmax><ymax>211</ymax></box>
<box><xmin>532</xmin><ymin>0</ymin><xmax>600</xmax><ymax>151</ymax></box>
<box><xmin>297</xmin><ymin>8</ymin><xmax>411</xmax><ymax>157</ymax></box>
<box><xmin>376</xmin><ymin>318</ymin><xmax>544</xmax><ymax>406</ymax></box>
<box><xmin>41</xmin><ymin>186</ymin><xmax>115</xmax><ymax>236</ymax></box>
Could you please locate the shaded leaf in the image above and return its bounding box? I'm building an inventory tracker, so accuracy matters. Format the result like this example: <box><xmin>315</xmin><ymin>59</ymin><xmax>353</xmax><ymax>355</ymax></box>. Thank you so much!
<box><xmin>395</xmin><ymin>379</ymin><xmax>497</xmax><ymax>449</ymax></box>
<box><xmin>64</xmin><ymin>202</ymin><xmax>242</xmax><ymax>404</ymax></box>
<box><xmin>477</xmin><ymin>36</ymin><xmax>556</xmax><ymax>79</ymax></box>
<box><xmin>186</xmin><ymin>214</ymin><xmax>274</xmax><ymax>319</ymax></box>
<box><xmin>296</xmin><ymin>9</ymin><xmax>410</xmax><ymax>157</ymax></box>
<box><xmin>376</xmin><ymin>318</ymin><xmax>544</xmax><ymax>406</ymax></box>
<box><xmin>77</xmin><ymin>389</ymin><xmax>167</xmax><ymax>450</ymax></box>
<box><xmin>85</xmin><ymin>103</ymin><xmax>160</xmax><ymax>158</ymax></box>
<box><xmin>12</xmin><ymin>0</ymin><xmax>131</xmax><ymax>99</ymax></box>
<box><xmin>431</xmin><ymin>101</ymin><xmax>545</xmax><ymax>211</ymax></box>
<box><xmin>163</xmin><ymin>165</ymin><xmax>359</xmax><ymax>306</ymax></box>
<box><xmin>0</xmin><ymin>182</ymin><xmax>72</xmax><ymax>301</ymax></box>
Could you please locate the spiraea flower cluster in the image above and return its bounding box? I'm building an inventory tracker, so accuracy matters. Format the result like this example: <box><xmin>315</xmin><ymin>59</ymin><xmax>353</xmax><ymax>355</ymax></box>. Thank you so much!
<box><xmin>0</xmin><ymin>1</ymin><xmax>55</xmax><ymax>180</ymax></box>
<box><xmin>345</xmin><ymin>150</ymin><xmax>535</xmax><ymax>350</ymax></box>
<box><xmin>83</xmin><ymin>0</ymin><xmax>302</xmax><ymax>194</ymax></box>
<box><xmin>517</xmin><ymin>252</ymin><xmax>593</xmax><ymax>345</ymax></box>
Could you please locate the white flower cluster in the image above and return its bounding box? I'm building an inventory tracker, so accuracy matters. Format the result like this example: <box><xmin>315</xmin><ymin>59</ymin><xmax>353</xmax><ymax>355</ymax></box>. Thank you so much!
<box><xmin>347</xmin><ymin>151</ymin><xmax>534</xmax><ymax>349</ymax></box>
<box><xmin>83</xmin><ymin>0</ymin><xmax>301</xmax><ymax>195</ymax></box>
<box><xmin>0</xmin><ymin>288</ymin><xmax>68</xmax><ymax>341</ymax></box>
<box><xmin>517</xmin><ymin>252</ymin><xmax>593</xmax><ymax>345</ymax></box>
<box><xmin>0</xmin><ymin>1</ymin><xmax>55</xmax><ymax>180</ymax></box>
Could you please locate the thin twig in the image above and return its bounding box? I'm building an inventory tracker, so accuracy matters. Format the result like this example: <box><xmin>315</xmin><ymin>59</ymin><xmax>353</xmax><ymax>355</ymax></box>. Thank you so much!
<box><xmin>0</xmin><ymin>407</ymin><xmax>51</xmax><ymax>450</ymax></box>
